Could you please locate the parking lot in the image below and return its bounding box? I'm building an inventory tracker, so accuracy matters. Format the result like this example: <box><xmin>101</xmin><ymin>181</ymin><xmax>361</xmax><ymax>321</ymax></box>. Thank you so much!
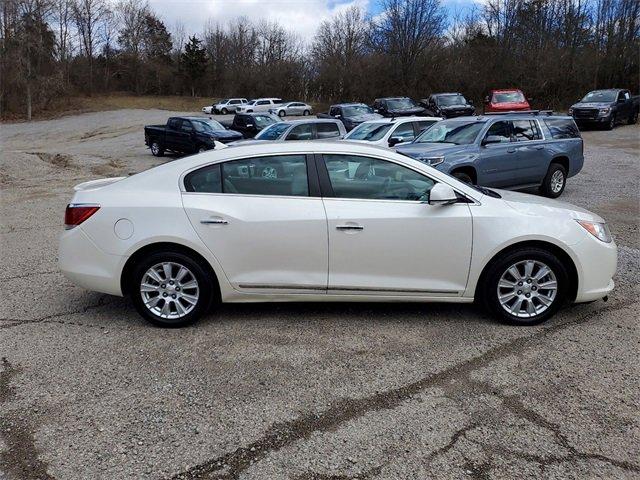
<box><xmin>0</xmin><ymin>110</ymin><xmax>638</xmax><ymax>479</ymax></box>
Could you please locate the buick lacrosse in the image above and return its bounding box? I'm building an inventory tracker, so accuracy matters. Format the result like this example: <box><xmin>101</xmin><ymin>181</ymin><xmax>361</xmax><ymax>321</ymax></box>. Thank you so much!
<box><xmin>59</xmin><ymin>142</ymin><xmax>616</xmax><ymax>327</ymax></box>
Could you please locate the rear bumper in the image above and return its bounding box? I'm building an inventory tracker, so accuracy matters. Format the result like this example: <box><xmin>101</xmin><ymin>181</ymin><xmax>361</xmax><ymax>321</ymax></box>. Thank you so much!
<box><xmin>58</xmin><ymin>227</ymin><xmax>126</xmax><ymax>296</ymax></box>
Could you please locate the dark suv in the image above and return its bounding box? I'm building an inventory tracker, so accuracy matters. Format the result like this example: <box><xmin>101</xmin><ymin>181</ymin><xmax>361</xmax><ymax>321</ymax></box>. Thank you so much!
<box><xmin>372</xmin><ymin>97</ymin><xmax>426</xmax><ymax>117</ymax></box>
<box><xmin>397</xmin><ymin>113</ymin><xmax>583</xmax><ymax>198</ymax></box>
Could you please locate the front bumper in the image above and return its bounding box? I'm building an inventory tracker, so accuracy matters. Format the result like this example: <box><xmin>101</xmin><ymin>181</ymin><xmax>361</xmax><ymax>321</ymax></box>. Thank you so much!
<box><xmin>59</xmin><ymin>227</ymin><xmax>126</xmax><ymax>296</ymax></box>
<box><xmin>572</xmin><ymin>235</ymin><xmax>617</xmax><ymax>303</ymax></box>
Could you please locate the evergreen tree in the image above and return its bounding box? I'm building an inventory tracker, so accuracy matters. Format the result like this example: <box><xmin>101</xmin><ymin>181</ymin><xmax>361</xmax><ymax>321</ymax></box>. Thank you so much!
<box><xmin>180</xmin><ymin>36</ymin><xmax>207</xmax><ymax>97</ymax></box>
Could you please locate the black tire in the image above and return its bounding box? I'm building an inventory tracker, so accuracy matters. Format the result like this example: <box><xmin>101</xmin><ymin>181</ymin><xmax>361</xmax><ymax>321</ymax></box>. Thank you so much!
<box><xmin>479</xmin><ymin>247</ymin><xmax>569</xmax><ymax>326</ymax></box>
<box><xmin>453</xmin><ymin>171</ymin><xmax>474</xmax><ymax>184</ymax></box>
<box><xmin>130</xmin><ymin>251</ymin><xmax>215</xmax><ymax>328</ymax></box>
<box><xmin>540</xmin><ymin>163</ymin><xmax>567</xmax><ymax>198</ymax></box>
<box><xmin>303</xmin><ymin>110</ymin><xmax>310</xmax><ymax>116</ymax></box>
<box><xmin>629</xmin><ymin>109</ymin><xmax>638</xmax><ymax>125</ymax></box>
<box><xmin>278</xmin><ymin>110</ymin><xmax>286</xmax><ymax>117</ymax></box>
<box><xmin>150</xmin><ymin>141</ymin><xmax>164</xmax><ymax>157</ymax></box>
<box><xmin>221</xmin><ymin>108</ymin><xmax>228</xmax><ymax>115</ymax></box>
<box><xmin>606</xmin><ymin>114</ymin><xmax>616</xmax><ymax>130</ymax></box>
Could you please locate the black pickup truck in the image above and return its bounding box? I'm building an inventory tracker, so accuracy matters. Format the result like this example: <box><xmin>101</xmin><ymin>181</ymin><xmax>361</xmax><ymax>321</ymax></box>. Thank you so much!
<box><xmin>144</xmin><ymin>116</ymin><xmax>243</xmax><ymax>156</ymax></box>
<box><xmin>569</xmin><ymin>89</ymin><xmax>639</xmax><ymax>130</ymax></box>
<box><xmin>420</xmin><ymin>93</ymin><xmax>475</xmax><ymax>118</ymax></box>
<box><xmin>317</xmin><ymin>103</ymin><xmax>383</xmax><ymax>131</ymax></box>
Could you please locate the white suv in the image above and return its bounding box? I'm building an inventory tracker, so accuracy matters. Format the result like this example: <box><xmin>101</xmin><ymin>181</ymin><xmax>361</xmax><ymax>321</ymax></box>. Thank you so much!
<box><xmin>344</xmin><ymin>116</ymin><xmax>442</xmax><ymax>148</ymax></box>
<box><xmin>236</xmin><ymin>98</ymin><xmax>283</xmax><ymax>113</ymax></box>
<box><xmin>202</xmin><ymin>98</ymin><xmax>247</xmax><ymax>115</ymax></box>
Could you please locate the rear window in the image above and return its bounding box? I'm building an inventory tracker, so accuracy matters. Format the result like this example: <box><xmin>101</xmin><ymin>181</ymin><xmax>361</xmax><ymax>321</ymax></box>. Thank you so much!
<box><xmin>184</xmin><ymin>164</ymin><xmax>222</xmax><ymax>193</ymax></box>
<box><xmin>544</xmin><ymin>118</ymin><xmax>580</xmax><ymax>139</ymax></box>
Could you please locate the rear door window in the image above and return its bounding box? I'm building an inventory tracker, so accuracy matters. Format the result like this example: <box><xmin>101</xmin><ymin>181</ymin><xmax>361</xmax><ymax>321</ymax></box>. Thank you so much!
<box><xmin>316</xmin><ymin>122</ymin><xmax>341</xmax><ymax>139</ymax></box>
<box><xmin>184</xmin><ymin>164</ymin><xmax>222</xmax><ymax>193</ymax></box>
<box><xmin>544</xmin><ymin>118</ymin><xmax>581</xmax><ymax>139</ymax></box>
<box><xmin>512</xmin><ymin>120</ymin><xmax>541</xmax><ymax>141</ymax></box>
<box><xmin>221</xmin><ymin>155</ymin><xmax>309</xmax><ymax>197</ymax></box>
<box><xmin>286</xmin><ymin>124</ymin><xmax>314</xmax><ymax>140</ymax></box>
<box><xmin>390</xmin><ymin>122</ymin><xmax>416</xmax><ymax>142</ymax></box>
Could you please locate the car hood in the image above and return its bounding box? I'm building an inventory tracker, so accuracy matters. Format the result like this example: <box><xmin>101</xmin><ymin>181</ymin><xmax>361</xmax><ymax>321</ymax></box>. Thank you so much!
<box><xmin>498</xmin><ymin>189</ymin><xmax>603</xmax><ymax>222</ymax></box>
<box><xmin>209</xmin><ymin>129</ymin><xmax>243</xmax><ymax>139</ymax></box>
<box><xmin>440</xmin><ymin>105</ymin><xmax>474</xmax><ymax>111</ymax></box>
<box><xmin>571</xmin><ymin>102</ymin><xmax>613</xmax><ymax>109</ymax></box>
<box><xmin>386</xmin><ymin>106</ymin><xmax>426</xmax><ymax>116</ymax></box>
<box><xmin>347</xmin><ymin>113</ymin><xmax>384</xmax><ymax>123</ymax></box>
<box><xmin>396</xmin><ymin>142</ymin><xmax>470</xmax><ymax>158</ymax></box>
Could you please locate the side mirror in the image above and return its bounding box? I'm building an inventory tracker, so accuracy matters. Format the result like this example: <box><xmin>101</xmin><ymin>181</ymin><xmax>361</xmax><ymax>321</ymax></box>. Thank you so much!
<box><xmin>388</xmin><ymin>136</ymin><xmax>403</xmax><ymax>147</ymax></box>
<box><xmin>429</xmin><ymin>183</ymin><xmax>459</xmax><ymax>205</ymax></box>
<box><xmin>482</xmin><ymin>135</ymin><xmax>504</xmax><ymax>146</ymax></box>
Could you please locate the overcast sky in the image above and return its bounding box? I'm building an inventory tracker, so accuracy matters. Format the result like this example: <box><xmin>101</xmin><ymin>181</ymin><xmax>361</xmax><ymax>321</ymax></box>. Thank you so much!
<box><xmin>147</xmin><ymin>0</ymin><xmax>477</xmax><ymax>41</ymax></box>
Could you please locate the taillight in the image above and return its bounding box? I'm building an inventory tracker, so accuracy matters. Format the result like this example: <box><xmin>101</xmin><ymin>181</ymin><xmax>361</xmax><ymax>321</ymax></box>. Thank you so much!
<box><xmin>64</xmin><ymin>204</ymin><xmax>100</xmax><ymax>229</ymax></box>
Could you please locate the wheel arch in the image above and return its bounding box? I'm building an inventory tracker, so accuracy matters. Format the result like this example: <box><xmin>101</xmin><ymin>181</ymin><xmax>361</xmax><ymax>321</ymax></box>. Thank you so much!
<box><xmin>121</xmin><ymin>242</ymin><xmax>221</xmax><ymax>301</ymax></box>
<box><xmin>473</xmin><ymin>240</ymin><xmax>579</xmax><ymax>303</ymax></box>
<box><xmin>450</xmin><ymin>165</ymin><xmax>478</xmax><ymax>184</ymax></box>
<box><xmin>549</xmin><ymin>155</ymin><xmax>569</xmax><ymax>173</ymax></box>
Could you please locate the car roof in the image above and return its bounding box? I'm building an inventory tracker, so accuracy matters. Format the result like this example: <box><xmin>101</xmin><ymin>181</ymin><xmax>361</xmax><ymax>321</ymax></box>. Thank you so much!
<box><xmin>332</xmin><ymin>102</ymin><xmax>368</xmax><ymax>107</ymax></box>
<box><xmin>353</xmin><ymin>116</ymin><xmax>441</xmax><ymax>125</ymax></box>
<box><xmin>376</xmin><ymin>97</ymin><xmax>411</xmax><ymax>101</ymax></box>
<box><xmin>433</xmin><ymin>93</ymin><xmax>464</xmax><ymax>96</ymax></box>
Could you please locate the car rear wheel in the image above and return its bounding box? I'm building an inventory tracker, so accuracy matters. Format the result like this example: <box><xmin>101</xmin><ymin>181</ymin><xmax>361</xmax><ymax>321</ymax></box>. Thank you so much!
<box><xmin>130</xmin><ymin>251</ymin><xmax>215</xmax><ymax>327</ymax></box>
<box><xmin>150</xmin><ymin>141</ymin><xmax>164</xmax><ymax>157</ymax></box>
<box><xmin>540</xmin><ymin>163</ymin><xmax>566</xmax><ymax>198</ymax></box>
<box><xmin>278</xmin><ymin>110</ymin><xmax>286</xmax><ymax>117</ymax></box>
<box><xmin>629</xmin><ymin>110</ymin><xmax>638</xmax><ymax>125</ymax></box>
<box><xmin>480</xmin><ymin>248</ymin><xmax>568</xmax><ymax>326</ymax></box>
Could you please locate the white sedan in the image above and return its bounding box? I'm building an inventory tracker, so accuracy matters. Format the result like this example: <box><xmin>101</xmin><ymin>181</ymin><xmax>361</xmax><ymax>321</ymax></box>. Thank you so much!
<box><xmin>344</xmin><ymin>116</ymin><xmax>442</xmax><ymax>148</ymax></box>
<box><xmin>59</xmin><ymin>142</ymin><xmax>616</xmax><ymax>327</ymax></box>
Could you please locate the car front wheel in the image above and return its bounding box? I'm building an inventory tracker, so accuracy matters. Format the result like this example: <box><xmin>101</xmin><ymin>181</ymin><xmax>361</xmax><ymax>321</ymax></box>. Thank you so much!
<box><xmin>130</xmin><ymin>251</ymin><xmax>215</xmax><ymax>327</ymax></box>
<box><xmin>221</xmin><ymin>108</ymin><xmax>228</xmax><ymax>115</ymax></box>
<box><xmin>278</xmin><ymin>110</ymin><xmax>286</xmax><ymax>117</ymax></box>
<box><xmin>480</xmin><ymin>248</ymin><xmax>568</xmax><ymax>326</ymax></box>
<box><xmin>606</xmin><ymin>114</ymin><xmax>616</xmax><ymax>130</ymax></box>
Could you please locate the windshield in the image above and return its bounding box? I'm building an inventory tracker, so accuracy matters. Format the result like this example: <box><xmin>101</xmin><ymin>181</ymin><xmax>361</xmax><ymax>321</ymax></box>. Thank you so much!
<box><xmin>343</xmin><ymin>105</ymin><xmax>374</xmax><ymax>116</ymax></box>
<box><xmin>191</xmin><ymin>119</ymin><xmax>226</xmax><ymax>132</ymax></box>
<box><xmin>345</xmin><ymin>123</ymin><xmax>393</xmax><ymax>141</ymax></box>
<box><xmin>217</xmin><ymin>99</ymin><xmax>228</xmax><ymax>104</ymax></box>
<box><xmin>415</xmin><ymin>119</ymin><xmax>485</xmax><ymax>145</ymax></box>
<box><xmin>581</xmin><ymin>91</ymin><xmax>617</xmax><ymax>103</ymax></box>
<box><xmin>253</xmin><ymin>115</ymin><xmax>277</xmax><ymax>128</ymax></box>
<box><xmin>385</xmin><ymin>98</ymin><xmax>416</xmax><ymax>109</ymax></box>
<box><xmin>492</xmin><ymin>91</ymin><xmax>525</xmax><ymax>103</ymax></box>
<box><xmin>255</xmin><ymin>122</ymin><xmax>291</xmax><ymax>140</ymax></box>
<box><xmin>437</xmin><ymin>95</ymin><xmax>467</xmax><ymax>106</ymax></box>
<box><xmin>246</xmin><ymin>100</ymin><xmax>256</xmax><ymax>106</ymax></box>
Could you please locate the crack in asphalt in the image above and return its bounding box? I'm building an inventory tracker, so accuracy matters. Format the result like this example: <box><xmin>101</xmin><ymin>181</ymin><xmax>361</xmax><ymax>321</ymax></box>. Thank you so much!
<box><xmin>0</xmin><ymin>295</ymin><xmax>117</xmax><ymax>330</ymax></box>
<box><xmin>293</xmin><ymin>465</ymin><xmax>384</xmax><ymax>480</ymax></box>
<box><xmin>168</xmin><ymin>299</ymin><xmax>636</xmax><ymax>480</ymax></box>
<box><xmin>0</xmin><ymin>358</ymin><xmax>56</xmax><ymax>480</ymax></box>
<box><xmin>1</xmin><ymin>270</ymin><xmax>59</xmax><ymax>281</ymax></box>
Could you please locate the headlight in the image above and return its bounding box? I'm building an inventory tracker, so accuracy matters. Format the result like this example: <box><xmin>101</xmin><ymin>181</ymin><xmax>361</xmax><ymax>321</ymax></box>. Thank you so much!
<box><xmin>599</xmin><ymin>107</ymin><xmax>610</xmax><ymax>116</ymax></box>
<box><xmin>420</xmin><ymin>156</ymin><xmax>444</xmax><ymax>167</ymax></box>
<box><xmin>577</xmin><ymin>220</ymin><xmax>612</xmax><ymax>243</ymax></box>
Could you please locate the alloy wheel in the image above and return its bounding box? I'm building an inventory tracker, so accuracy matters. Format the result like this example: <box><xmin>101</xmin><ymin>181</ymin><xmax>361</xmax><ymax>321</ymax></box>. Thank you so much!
<box><xmin>151</xmin><ymin>143</ymin><xmax>160</xmax><ymax>155</ymax></box>
<box><xmin>140</xmin><ymin>262</ymin><xmax>200</xmax><ymax>320</ymax></box>
<box><xmin>550</xmin><ymin>170</ymin><xmax>565</xmax><ymax>193</ymax></box>
<box><xmin>497</xmin><ymin>260</ymin><xmax>557</xmax><ymax>318</ymax></box>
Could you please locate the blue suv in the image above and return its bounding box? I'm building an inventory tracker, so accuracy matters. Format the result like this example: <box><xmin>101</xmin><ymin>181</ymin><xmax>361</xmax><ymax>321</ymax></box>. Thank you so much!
<box><xmin>396</xmin><ymin>113</ymin><xmax>583</xmax><ymax>197</ymax></box>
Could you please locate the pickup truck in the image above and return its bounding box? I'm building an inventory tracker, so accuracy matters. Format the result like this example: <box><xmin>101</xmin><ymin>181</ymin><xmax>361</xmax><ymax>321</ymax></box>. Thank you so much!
<box><xmin>371</xmin><ymin>97</ymin><xmax>426</xmax><ymax>117</ymax></box>
<box><xmin>397</xmin><ymin>113</ymin><xmax>583</xmax><ymax>198</ymax></box>
<box><xmin>144</xmin><ymin>117</ymin><xmax>243</xmax><ymax>156</ymax></box>
<box><xmin>569</xmin><ymin>89</ymin><xmax>639</xmax><ymax>130</ymax></box>
<box><xmin>317</xmin><ymin>103</ymin><xmax>383</xmax><ymax>131</ymax></box>
<box><xmin>420</xmin><ymin>93</ymin><xmax>475</xmax><ymax>118</ymax></box>
<box><xmin>483</xmin><ymin>89</ymin><xmax>531</xmax><ymax>113</ymax></box>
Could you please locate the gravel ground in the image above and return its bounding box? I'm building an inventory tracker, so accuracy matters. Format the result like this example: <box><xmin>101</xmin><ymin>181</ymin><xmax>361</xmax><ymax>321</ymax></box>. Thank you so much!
<box><xmin>0</xmin><ymin>110</ymin><xmax>638</xmax><ymax>480</ymax></box>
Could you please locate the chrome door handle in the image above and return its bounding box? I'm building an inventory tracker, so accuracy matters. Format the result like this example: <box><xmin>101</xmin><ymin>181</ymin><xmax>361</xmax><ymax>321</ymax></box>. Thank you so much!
<box><xmin>336</xmin><ymin>225</ymin><xmax>364</xmax><ymax>230</ymax></box>
<box><xmin>201</xmin><ymin>219</ymin><xmax>228</xmax><ymax>225</ymax></box>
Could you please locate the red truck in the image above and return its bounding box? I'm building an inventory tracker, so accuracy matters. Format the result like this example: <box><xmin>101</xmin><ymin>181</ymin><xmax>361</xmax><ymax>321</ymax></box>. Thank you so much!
<box><xmin>484</xmin><ymin>89</ymin><xmax>531</xmax><ymax>113</ymax></box>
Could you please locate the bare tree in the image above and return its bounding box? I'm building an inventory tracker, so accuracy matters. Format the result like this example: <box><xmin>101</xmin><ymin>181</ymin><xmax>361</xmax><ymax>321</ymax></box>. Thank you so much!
<box><xmin>72</xmin><ymin>0</ymin><xmax>109</xmax><ymax>95</ymax></box>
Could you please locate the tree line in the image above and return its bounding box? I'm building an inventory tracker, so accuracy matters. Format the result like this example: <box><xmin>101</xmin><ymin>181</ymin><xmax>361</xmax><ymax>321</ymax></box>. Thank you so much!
<box><xmin>1</xmin><ymin>0</ymin><xmax>638</xmax><ymax>120</ymax></box>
